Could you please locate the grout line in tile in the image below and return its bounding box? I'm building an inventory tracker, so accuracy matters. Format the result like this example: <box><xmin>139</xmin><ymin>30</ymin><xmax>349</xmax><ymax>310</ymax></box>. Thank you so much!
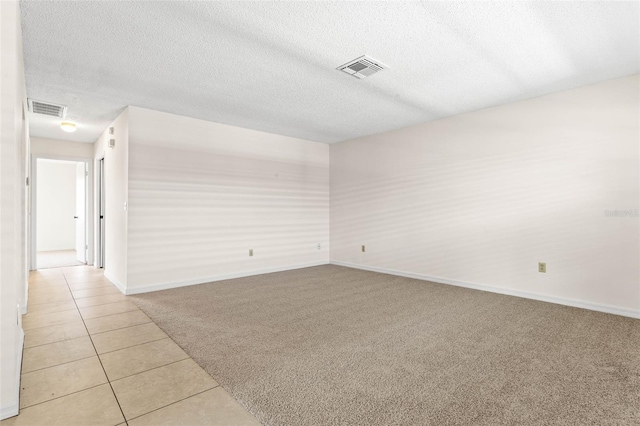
<box><xmin>24</xmin><ymin>306</ymin><xmax>78</xmax><ymax>315</ymax></box>
<box><xmin>76</xmin><ymin>297</ymin><xmax>131</xmax><ymax>308</ymax></box>
<box><xmin>107</xmin><ymin>357</ymin><xmax>191</xmax><ymax>383</ymax></box>
<box><xmin>87</xmin><ymin>319</ymin><xmax>153</xmax><ymax>336</ymax></box>
<box><xmin>81</xmin><ymin>307</ymin><xmax>145</xmax><ymax>321</ymax></box>
<box><xmin>124</xmin><ymin>385</ymin><xmax>219</xmax><ymax>422</ymax></box>
<box><xmin>78</xmin><ymin>303</ymin><xmax>140</xmax><ymax>320</ymax></box>
<box><xmin>63</xmin><ymin>268</ymin><xmax>129</xmax><ymax>424</ymax></box>
<box><xmin>22</xmin><ymin>316</ymin><xmax>81</xmax><ymax>332</ymax></box>
<box><xmin>23</xmin><ymin>332</ymin><xmax>89</xmax><ymax>350</ymax></box>
<box><xmin>23</xmin><ymin>333</ymin><xmax>87</xmax><ymax>348</ymax></box>
<box><xmin>97</xmin><ymin>336</ymin><xmax>170</xmax><ymax>356</ymax></box>
<box><xmin>22</xmin><ymin>354</ymin><xmax>96</xmax><ymax>375</ymax></box>
<box><xmin>19</xmin><ymin>382</ymin><xmax>107</xmax><ymax>410</ymax></box>
<box><xmin>72</xmin><ymin>290</ymin><xmax>124</xmax><ymax>300</ymax></box>
<box><xmin>68</xmin><ymin>281</ymin><xmax>116</xmax><ymax>288</ymax></box>
<box><xmin>24</xmin><ymin>303</ymin><xmax>77</xmax><ymax>314</ymax></box>
<box><xmin>27</xmin><ymin>297</ymin><xmax>76</xmax><ymax>307</ymax></box>
<box><xmin>27</xmin><ymin>289</ymin><xmax>69</xmax><ymax>294</ymax></box>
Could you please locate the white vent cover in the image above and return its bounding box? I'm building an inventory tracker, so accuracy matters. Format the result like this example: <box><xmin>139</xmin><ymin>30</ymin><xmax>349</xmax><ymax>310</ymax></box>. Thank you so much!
<box><xmin>337</xmin><ymin>56</ymin><xmax>386</xmax><ymax>79</ymax></box>
<box><xmin>28</xmin><ymin>99</ymin><xmax>67</xmax><ymax>118</ymax></box>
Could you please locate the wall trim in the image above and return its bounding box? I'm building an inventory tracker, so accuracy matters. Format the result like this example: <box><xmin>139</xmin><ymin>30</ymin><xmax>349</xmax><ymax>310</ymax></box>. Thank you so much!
<box><xmin>0</xmin><ymin>328</ymin><xmax>24</xmax><ymax>420</ymax></box>
<box><xmin>125</xmin><ymin>261</ymin><xmax>330</xmax><ymax>295</ymax></box>
<box><xmin>330</xmin><ymin>260</ymin><xmax>640</xmax><ymax>319</ymax></box>
<box><xmin>104</xmin><ymin>270</ymin><xmax>126</xmax><ymax>295</ymax></box>
<box><xmin>20</xmin><ymin>278</ymin><xmax>28</xmax><ymax>315</ymax></box>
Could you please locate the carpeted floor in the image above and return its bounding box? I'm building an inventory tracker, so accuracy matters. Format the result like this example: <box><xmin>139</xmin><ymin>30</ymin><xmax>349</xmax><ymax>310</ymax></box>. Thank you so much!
<box><xmin>130</xmin><ymin>265</ymin><xmax>640</xmax><ymax>426</ymax></box>
<box><xmin>37</xmin><ymin>250</ymin><xmax>84</xmax><ymax>269</ymax></box>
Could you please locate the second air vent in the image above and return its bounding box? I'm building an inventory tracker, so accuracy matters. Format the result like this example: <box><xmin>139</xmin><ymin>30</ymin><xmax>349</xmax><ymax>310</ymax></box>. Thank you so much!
<box><xmin>28</xmin><ymin>99</ymin><xmax>67</xmax><ymax>118</ymax></box>
<box><xmin>337</xmin><ymin>56</ymin><xmax>386</xmax><ymax>79</ymax></box>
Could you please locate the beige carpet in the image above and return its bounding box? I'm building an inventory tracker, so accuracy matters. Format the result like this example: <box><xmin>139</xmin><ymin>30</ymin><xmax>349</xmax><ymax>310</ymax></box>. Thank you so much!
<box><xmin>131</xmin><ymin>265</ymin><xmax>640</xmax><ymax>426</ymax></box>
<box><xmin>37</xmin><ymin>250</ymin><xmax>84</xmax><ymax>269</ymax></box>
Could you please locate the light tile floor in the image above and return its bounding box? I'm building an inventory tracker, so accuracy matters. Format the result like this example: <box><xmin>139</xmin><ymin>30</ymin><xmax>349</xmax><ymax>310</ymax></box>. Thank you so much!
<box><xmin>36</xmin><ymin>250</ymin><xmax>84</xmax><ymax>269</ymax></box>
<box><xmin>2</xmin><ymin>265</ymin><xmax>262</xmax><ymax>426</ymax></box>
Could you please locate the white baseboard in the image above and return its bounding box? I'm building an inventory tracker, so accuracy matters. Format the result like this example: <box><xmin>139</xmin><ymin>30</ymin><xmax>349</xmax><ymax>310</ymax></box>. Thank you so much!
<box><xmin>125</xmin><ymin>261</ymin><xmax>330</xmax><ymax>295</ymax></box>
<box><xmin>330</xmin><ymin>260</ymin><xmax>640</xmax><ymax>319</ymax></box>
<box><xmin>0</xmin><ymin>403</ymin><xmax>19</xmax><ymax>420</ymax></box>
<box><xmin>103</xmin><ymin>270</ymin><xmax>126</xmax><ymax>294</ymax></box>
<box><xmin>0</xmin><ymin>328</ymin><xmax>24</xmax><ymax>420</ymax></box>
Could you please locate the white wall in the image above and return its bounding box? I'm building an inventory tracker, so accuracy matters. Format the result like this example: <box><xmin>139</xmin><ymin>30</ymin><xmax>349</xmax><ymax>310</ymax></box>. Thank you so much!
<box><xmin>94</xmin><ymin>109</ymin><xmax>129</xmax><ymax>290</ymax></box>
<box><xmin>125</xmin><ymin>106</ymin><xmax>329</xmax><ymax>293</ymax></box>
<box><xmin>0</xmin><ymin>0</ymin><xmax>29</xmax><ymax>419</ymax></box>
<box><xmin>31</xmin><ymin>137</ymin><xmax>93</xmax><ymax>158</ymax></box>
<box><xmin>331</xmin><ymin>75</ymin><xmax>640</xmax><ymax>317</ymax></box>
<box><xmin>36</xmin><ymin>160</ymin><xmax>77</xmax><ymax>251</ymax></box>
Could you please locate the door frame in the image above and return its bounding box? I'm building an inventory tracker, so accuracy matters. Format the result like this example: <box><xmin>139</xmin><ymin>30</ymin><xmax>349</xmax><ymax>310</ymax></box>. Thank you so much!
<box><xmin>97</xmin><ymin>157</ymin><xmax>105</xmax><ymax>269</ymax></box>
<box><xmin>30</xmin><ymin>154</ymin><xmax>94</xmax><ymax>270</ymax></box>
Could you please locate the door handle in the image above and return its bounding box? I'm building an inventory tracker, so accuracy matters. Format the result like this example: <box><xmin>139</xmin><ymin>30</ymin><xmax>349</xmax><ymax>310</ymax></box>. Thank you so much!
<box><xmin>74</xmin><ymin>216</ymin><xmax>78</xmax><ymax>219</ymax></box>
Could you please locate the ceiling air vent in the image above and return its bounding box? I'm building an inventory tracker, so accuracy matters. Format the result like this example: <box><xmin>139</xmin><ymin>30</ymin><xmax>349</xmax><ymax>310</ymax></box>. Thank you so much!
<box><xmin>337</xmin><ymin>55</ymin><xmax>386</xmax><ymax>79</ymax></box>
<box><xmin>28</xmin><ymin>99</ymin><xmax>67</xmax><ymax>118</ymax></box>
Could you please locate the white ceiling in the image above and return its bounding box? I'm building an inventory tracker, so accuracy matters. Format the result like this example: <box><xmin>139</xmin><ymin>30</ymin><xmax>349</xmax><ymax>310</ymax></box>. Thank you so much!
<box><xmin>21</xmin><ymin>1</ymin><xmax>639</xmax><ymax>144</ymax></box>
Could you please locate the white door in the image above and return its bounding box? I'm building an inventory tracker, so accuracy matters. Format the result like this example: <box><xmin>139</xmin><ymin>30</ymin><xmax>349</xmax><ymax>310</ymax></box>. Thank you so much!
<box><xmin>75</xmin><ymin>163</ymin><xmax>86</xmax><ymax>263</ymax></box>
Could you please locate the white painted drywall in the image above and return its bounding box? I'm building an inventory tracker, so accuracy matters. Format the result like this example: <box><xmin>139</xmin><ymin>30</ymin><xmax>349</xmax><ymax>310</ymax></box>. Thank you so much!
<box><xmin>31</xmin><ymin>137</ymin><xmax>94</xmax><ymax>158</ymax></box>
<box><xmin>125</xmin><ymin>106</ymin><xmax>329</xmax><ymax>293</ymax></box>
<box><xmin>36</xmin><ymin>160</ymin><xmax>77</xmax><ymax>252</ymax></box>
<box><xmin>0</xmin><ymin>0</ymin><xmax>29</xmax><ymax>419</ymax></box>
<box><xmin>93</xmin><ymin>109</ymin><xmax>128</xmax><ymax>290</ymax></box>
<box><xmin>331</xmin><ymin>75</ymin><xmax>640</xmax><ymax>315</ymax></box>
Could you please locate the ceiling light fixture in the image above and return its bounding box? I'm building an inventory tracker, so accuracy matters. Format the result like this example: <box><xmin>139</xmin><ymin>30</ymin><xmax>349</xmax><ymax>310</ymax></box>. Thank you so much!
<box><xmin>60</xmin><ymin>121</ymin><xmax>77</xmax><ymax>133</ymax></box>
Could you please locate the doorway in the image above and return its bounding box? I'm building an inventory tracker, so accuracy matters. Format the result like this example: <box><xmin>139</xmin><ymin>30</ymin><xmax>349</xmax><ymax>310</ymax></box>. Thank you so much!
<box><xmin>97</xmin><ymin>157</ymin><xmax>105</xmax><ymax>269</ymax></box>
<box><xmin>34</xmin><ymin>158</ymin><xmax>88</xmax><ymax>269</ymax></box>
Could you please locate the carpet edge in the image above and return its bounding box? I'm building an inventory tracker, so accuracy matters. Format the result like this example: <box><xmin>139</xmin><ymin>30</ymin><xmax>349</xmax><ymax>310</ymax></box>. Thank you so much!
<box><xmin>330</xmin><ymin>260</ymin><xmax>640</xmax><ymax>319</ymax></box>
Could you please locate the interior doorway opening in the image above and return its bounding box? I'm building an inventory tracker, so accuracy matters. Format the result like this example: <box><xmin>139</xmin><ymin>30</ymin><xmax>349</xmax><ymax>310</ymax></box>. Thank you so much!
<box><xmin>34</xmin><ymin>158</ymin><xmax>87</xmax><ymax>269</ymax></box>
<box><xmin>97</xmin><ymin>157</ymin><xmax>105</xmax><ymax>269</ymax></box>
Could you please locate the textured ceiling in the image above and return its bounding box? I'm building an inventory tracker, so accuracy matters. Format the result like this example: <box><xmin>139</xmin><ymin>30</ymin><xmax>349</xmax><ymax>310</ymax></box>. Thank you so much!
<box><xmin>21</xmin><ymin>1</ymin><xmax>640</xmax><ymax>144</ymax></box>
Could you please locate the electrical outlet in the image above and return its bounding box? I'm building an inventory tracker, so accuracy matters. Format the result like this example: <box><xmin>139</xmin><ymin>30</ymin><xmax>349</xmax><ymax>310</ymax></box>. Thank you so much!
<box><xmin>249</xmin><ymin>249</ymin><xmax>253</xmax><ymax>257</ymax></box>
<box><xmin>317</xmin><ymin>243</ymin><xmax>321</xmax><ymax>250</ymax></box>
<box><xmin>361</xmin><ymin>245</ymin><xmax>366</xmax><ymax>253</ymax></box>
<box><xmin>538</xmin><ymin>262</ymin><xmax>546</xmax><ymax>273</ymax></box>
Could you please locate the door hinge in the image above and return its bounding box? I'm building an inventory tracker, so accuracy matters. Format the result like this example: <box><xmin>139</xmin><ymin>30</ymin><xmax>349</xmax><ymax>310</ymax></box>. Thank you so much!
<box><xmin>25</xmin><ymin>177</ymin><xmax>29</xmax><ymax>186</ymax></box>
<box><xmin>86</xmin><ymin>244</ymin><xmax>88</xmax><ymax>249</ymax></box>
<box><xmin>85</xmin><ymin>171</ymin><xmax>88</xmax><ymax>177</ymax></box>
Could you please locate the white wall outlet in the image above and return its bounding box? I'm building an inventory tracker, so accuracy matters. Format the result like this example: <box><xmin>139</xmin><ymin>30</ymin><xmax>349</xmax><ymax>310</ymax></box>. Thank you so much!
<box><xmin>317</xmin><ymin>243</ymin><xmax>321</xmax><ymax>250</ymax></box>
<box><xmin>538</xmin><ymin>262</ymin><xmax>546</xmax><ymax>273</ymax></box>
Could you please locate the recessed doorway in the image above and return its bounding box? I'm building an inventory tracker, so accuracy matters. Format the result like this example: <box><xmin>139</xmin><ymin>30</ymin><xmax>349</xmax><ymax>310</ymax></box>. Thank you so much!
<box><xmin>33</xmin><ymin>158</ymin><xmax>88</xmax><ymax>269</ymax></box>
